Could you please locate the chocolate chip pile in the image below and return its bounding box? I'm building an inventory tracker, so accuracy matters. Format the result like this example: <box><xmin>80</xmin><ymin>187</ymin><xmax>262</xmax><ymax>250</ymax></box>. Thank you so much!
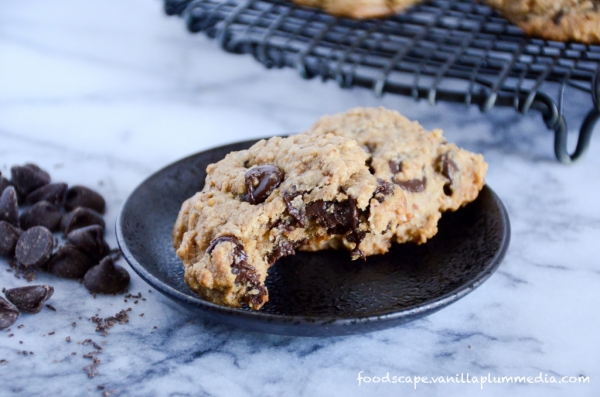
<box><xmin>0</xmin><ymin>164</ymin><xmax>130</xmax><ymax>330</ymax></box>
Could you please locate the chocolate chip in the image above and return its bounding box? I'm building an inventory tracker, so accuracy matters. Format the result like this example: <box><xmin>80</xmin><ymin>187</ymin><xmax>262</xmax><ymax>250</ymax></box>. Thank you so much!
<box><xmin>388</xmin><ymin>160</ymin><xmax>402</xmax><ymax>174</ymax></box>
<box><xmin>365</xmin><ymin>157</ymin><xmax>375</xmax><ymax>175</ymax></box>
<box><xmin>64</xmin><ymin>186</ymin><xmax>106</xmax><ymax>214</ymax></box>
<box><xmin>553</xmin><ymin>10</ymin><xmax>565</xmax><ymax>25</ymax></box>
<box><xmin>15</xmin><ymin>226</ymin><xmax>54</xmax><ymax>268</ymax></box>
<box><xmin>0</xmin><ymin>221</ymin><xmax>22</xmax><ymax>257</ymax></box>
<box><xmin>306</xmin><ymin>199</ymin><xmax>359</xmax><ymax>232</ymax></box>
<box><xmin>393</xmin><ymin>176</ymin><xmax>427</xmax><ymax>193</ymax></box>
<box><xmin>19</xmin><ymin>201</ymin><xmax>62</xmax><ymax>231</ymax></box>
<box><xmin>0</xmin><ymin>175</ymin><xmax>11</xmax><ymax>195</ymax></box>
<box><xmin>439</xmin><ymin>153</ymin><xmax>458</xmax><ymax>184</ymax></box>
<box><xmin>4</xmin><ymin>285</ymin><xmax>54</xmax><ymax>314</ymax></box>
<box><xmin>305</xmin><ymin>198</ymin><xmax>365</xmax><ymax>258</ymax></box>
<box><xmin>207</xmin><ymin>236</ymin><xmax>266</xmax><ymax>307</ymax></box>
<box><xmin>47</xmin><ymin>244</ymin><xmax>96</xmax><ymax>279</ymax></box>
<box><xmin>0</xmin><ymin>186</ymin><xmax>19</xmax><ymax>227</ymax></box>
<box><xmin>83</xmin><ymin>256</ymin><xmax>130</xmax><ymax>294</ymax></box>
<box><xmin>242</xmin><ymin>165</ymin><xmax>283</xmax><ymax>205</ymax></box>
<box><xmin>66</xmin><ymin>225</ymin><xmax>109</xmax><ymax>261</ymax></box>
<box><xmin>438</xmin><ymin>153</ymin><xmax>458</xmax><ymax>196</ymax></box>
<box><xmin>0</xmin><ymin>297</ymin><xmax>19</xmax><ymax>330</ymax></box>
<box><xmin>26</xmin><ymin>183</ymin><xmax>68</xmax><ymax>207</ymax></box>
<box><xmin>61</xmin><ymin>207</ymin><xmax>105</xmax><ymax>235</ymax></box>
<box><xmin>283</xmin><ymin>189</ymin><xmax>305</xmax><ymax>226</ymax></box>
<box><xmin>373</xmin><ymin>179</ymin><xmax>394</xmax><ymax>203</ymax></box>
<box><xmin>267</xmin><ymin>239</ymin><xmax>308</xmax><ymax>265</ymax></box>
<box><xmin>10</xmin><ymin>164</ymin><xmax>51</xmax><ymax>197</ymax></box>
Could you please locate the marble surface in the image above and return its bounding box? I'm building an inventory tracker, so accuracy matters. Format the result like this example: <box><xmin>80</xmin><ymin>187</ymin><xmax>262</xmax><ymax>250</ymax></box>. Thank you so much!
<box><xmin>1</xmin><ymin>1</ymin><xmax>599</xmax><ymax>396</ymax></box>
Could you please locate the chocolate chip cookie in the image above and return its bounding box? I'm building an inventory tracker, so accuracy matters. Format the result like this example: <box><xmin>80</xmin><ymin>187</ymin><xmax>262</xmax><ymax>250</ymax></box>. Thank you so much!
<box><xmin>172</xmin><ymin>133</ymin><xmax>408</xmax><ymax>310</ymax></box>
<box><xmin>307</xmin><ymin>107</ymin><xmax>487</xmax><ymax>249</ymax></box>
<box><xmin>485</xmin><ymin>0</ymin><xmax>600</xmax><ymax>44</ymax></box>
<box><xmin>291</xmin><ymin>0</ymin><xmax>424</xmax><ymax>19</ymax></box>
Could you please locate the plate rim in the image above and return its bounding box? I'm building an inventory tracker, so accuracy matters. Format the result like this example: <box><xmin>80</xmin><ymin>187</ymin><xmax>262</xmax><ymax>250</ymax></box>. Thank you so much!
<box><xmin>116</xmin><ymin>138</ymin><xmax>511</xmax><ymax>327</ymax></box>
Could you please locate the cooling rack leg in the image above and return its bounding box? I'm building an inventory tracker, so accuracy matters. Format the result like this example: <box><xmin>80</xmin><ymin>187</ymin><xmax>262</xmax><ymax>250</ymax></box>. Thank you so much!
<box><xmin>553</xmin><ymin>108</ymin><xmax>600</xmax><ymax>164</ymax></box>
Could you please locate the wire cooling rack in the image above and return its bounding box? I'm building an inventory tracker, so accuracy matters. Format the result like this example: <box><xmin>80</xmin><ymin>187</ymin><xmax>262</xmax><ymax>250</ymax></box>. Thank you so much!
<box><xmin>164</xmin><ymin>0</ymin><xmax>600</xmax><ymax>163</ymax></box>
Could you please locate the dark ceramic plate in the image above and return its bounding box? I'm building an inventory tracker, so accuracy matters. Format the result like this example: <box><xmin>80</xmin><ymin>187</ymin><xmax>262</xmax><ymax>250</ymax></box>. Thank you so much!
<box><xmin>116</xmin><ymin>138</ymin><xmax>510</xmax><ymax>337</ymax></box>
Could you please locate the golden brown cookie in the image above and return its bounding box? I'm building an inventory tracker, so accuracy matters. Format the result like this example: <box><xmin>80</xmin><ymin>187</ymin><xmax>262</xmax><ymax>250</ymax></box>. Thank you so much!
<box><xmin>485</xmin><ymin>0</ymin><xmax>600</xmax><ymax>44</ymax></box>
<box><xmin>172</xmin><ymin>132</ymin><xmax>409</xmax><ymax>310</ymax></box>
<box><xmin>291</xmin><ymin>0</ymin><xmax>424</xmax><ymax>18</ymax></box>
<box><xmin>307</xmin><ymin>107</ymin><xmax>488</xmax><ymax>249</ymax></box>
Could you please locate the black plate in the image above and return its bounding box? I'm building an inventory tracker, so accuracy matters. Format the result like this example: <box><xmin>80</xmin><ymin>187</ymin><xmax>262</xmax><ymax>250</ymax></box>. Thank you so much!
<box><xmin>116</xmin><ymin>138</ymin><xmax>510</xmax><ymax>337</ymax></box>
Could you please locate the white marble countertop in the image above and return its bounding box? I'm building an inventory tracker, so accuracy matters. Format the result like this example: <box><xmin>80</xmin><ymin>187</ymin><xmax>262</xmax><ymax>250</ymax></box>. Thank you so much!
<box><xmin>1</xmin><ymin>1</ymin><xmax>599</xmax><ymax>396</ymax></box>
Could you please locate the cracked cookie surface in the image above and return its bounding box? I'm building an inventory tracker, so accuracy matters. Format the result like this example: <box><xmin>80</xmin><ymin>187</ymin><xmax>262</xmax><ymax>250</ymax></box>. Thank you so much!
<box><xmin>172</xmin><ymin>132</ymin><xmax>408</xmax><ymax>310</ymax></box>
<box><xmin>486</xmin><ymin>0</ymin><xmax>600</xmax><ymax>43</ymax></box>
<box><xmin>307</xmin><ymin>107</ymin><xmax>487</xmax><ymax>250</ymax></box>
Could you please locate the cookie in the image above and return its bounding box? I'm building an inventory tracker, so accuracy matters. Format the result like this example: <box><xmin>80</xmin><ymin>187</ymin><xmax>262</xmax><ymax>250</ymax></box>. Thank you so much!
<box><xmin>173</xmin><ymin>133</ymin><xmax>409</xmax><ymax>310</ymax></box>
<box><xmin>291</xmin><ymin>0</ymin><xmax>424</xmax><ymax>19</ymax></box>
<box><xmin>485</xmin><ymin>0</ymin><xmax>600</xmax><ymax>44</ymax></box>
<box><xmin>307</xmin><ymin>107</ymin><xmax>487</xmax><ymax>249</ymax></box>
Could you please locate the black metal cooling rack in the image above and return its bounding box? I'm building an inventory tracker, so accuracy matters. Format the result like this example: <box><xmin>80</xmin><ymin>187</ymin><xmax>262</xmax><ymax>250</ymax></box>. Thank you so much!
<box><xmin>164</xmin><ymin>0</ymin><xmax>600</xmax><ymax>163</ymax></box>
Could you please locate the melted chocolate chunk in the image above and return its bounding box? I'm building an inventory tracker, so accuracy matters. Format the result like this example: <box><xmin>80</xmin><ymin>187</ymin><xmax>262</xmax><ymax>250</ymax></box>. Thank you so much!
<box><xmin>306</xmin><ymin>197</ymin><xmax>366</xmax><ymax>256</ymax></box>
<box><xmin>64</xmin><ymin>186</ymin><xmax>106</xmax><ymax>214</ymax></box>
<box><xmin>439</xmin><ymin>153</ymin><xmax>458</xmax><ymax>184</ymax></box>
<box><xmin>394</xmin><ymin>176</ymin><xmax>427</xmax><ymax>193</ymax></box>
<box><xmin>306</xmin><ymin>199</ymin><xmax>359</xmax><ymax>232</ymax></box>
<box><xmin>10</xmin><ymin>164</ymin><xmax>51</xmax><ymax>197</ymax></box>
<box><xmin>388</xmin><ymin>160</ymin><xmax>402</xmax><ymax>174</ymax></box>
<box><xmin>373</xmin><ymin>179</ymin><xmax>394</xmax><ymax>203</ymax></box>
<box><xmin>0</xmin><ymin>186</ymin><xmax>19</xmax><ymax>227</ymax></box>
<box><xmin>26</xmin><ymin>183</ymin><xmax>68</xmax><ymax>207</ymax></box>
<box><xmin>0</xmin><ymin>298</ymin><xmax>19</xmax><ymax>330</ymax></box>
<box><xmin>438</xmin><ymin>153</ymin><xmax>458</xmax><ymax>196</ymax></box>
<box><xmin>207</xmin><ymin>236</ymin><xmax>267</xmax><ymax>306</ymax></box>
<box><xmin>267</xmin><ymin>239</ymin><xmax>308</xmax><ymax>265</ymax></box>
<box><xmin>4</xmin><ymin>285</ymin><xmax>54</xmax><ymax>314</ymax></box>
<box><xmin>242</xmin><ymin>165</ymin><xmax>283</xmax><ymax>205</ymax></box>
<box><xmin>15</xmin><ymin>226</ymin><xmax>54</xmax><ymax>268</ymax></box>
<box><xmin>61</xmin><ymin>207</ymin><xmax>105</xmax><ymax>235</ymax></box>
<box><xmin>366</xmin><ymin>157</ymin><xmax>375</xmax><ymax>175</ymax></box>
<box><xmin>0</xmin><ymin>221</ymin><xmax>22</xmax><ymax>257</ymax></box>
<box><xmin>83</xmin><ymin>256</ymin><xmax>130</xmax><ymax>294</ymax></box>
<box><xmin>283</xmin><ymin>189</ymin><xmax>305</xmax><ymax>226</ymax></box>
<box><xmin>19</xmin><ymin>201</ymin><xmax>62</xmax><ymax>231</ymax></box>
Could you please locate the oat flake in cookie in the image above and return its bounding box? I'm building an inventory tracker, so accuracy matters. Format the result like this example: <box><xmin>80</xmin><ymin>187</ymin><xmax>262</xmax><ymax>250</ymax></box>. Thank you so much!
<box><xmin>172</xmin><ymin>132</ymin><xmax>409</xmax><ymax>310</ymax></box>
<box><xmin>485</xmin><ymin>0</ymin><xmax>600</xmax><ymax>44</ymax></box>
<box><xmin>307</xmin><ymin>107</ymin><xmax>487</xmax><ymax>249</ymax></box>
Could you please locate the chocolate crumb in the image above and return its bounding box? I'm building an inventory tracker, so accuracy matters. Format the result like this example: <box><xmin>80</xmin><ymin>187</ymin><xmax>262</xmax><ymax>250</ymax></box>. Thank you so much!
<box><xmin>48</xmin><ymin>331</ymin><xmax>55</xmax><ymax>335</ymax></box>
<box><xmin>71</xmin><ymin>352</ymin><xmax>76</xmax><ymax>356</ymax></box>
<box><xmin>46</xmin><ymin>304</ymin><xmax>56</xmax><ymax>312</ymax></box>
<box><xmin>17</xmin><ymin>325</ymin><xmax>23</xmax><ymax>329</ymax></box>
<box><xmin>66</xmin><ymin>336</ymin><xmax>71</xmax><ymax>342</ymax></box>
<box><xmin>139</xmin><ymin>313</ymin><xmax>144</xmax><ymax>317</ymax></box>
<box><xmin>8</xmin><ymin>334</ymin><xmax>14</xmax><ymax>338</ymax></box>
<box><xmin>0</xmin><ymin>359</ymin><xmax>7</xmax><ymax>365</ymax></box>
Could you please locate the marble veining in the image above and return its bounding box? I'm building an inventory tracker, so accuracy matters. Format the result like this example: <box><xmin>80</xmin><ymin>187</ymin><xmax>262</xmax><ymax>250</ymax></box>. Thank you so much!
<box><xmin>1</xmin><ymin>0</ymin><xmax>599</xmax><ymax>396</ymax></box>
